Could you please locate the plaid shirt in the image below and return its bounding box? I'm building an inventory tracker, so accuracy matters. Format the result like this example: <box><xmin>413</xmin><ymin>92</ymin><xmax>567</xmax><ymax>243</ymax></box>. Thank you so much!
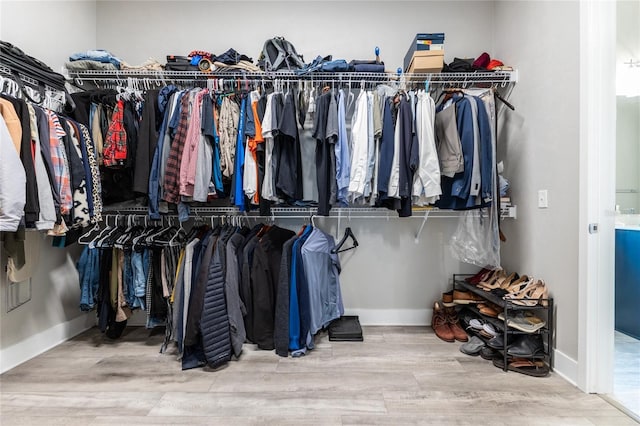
<box><xmin>103</xmin><ymin>99</ymin><xmax>127</xmax><ymax>167</ymax></box>
<box><xmin>163</xmin><ymin>94</ymin><xmax>191</xmax><ymax>204</ymax></box>
<box><xmin>46</xmin><ymin>111</ymin><xmax>72</xmax><ymax>216</ymax></box>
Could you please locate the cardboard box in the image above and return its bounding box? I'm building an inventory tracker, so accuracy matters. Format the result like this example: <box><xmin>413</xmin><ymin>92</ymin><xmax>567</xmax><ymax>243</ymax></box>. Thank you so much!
<box><xmin>406</xmin><ymin>50</ymin><xmax>445</xmax><ymax>74</ymax></box>
<box><xmin>404</xmin><ymin>33</ymin><xmax>445</xmax><ymax>69</ymax></box>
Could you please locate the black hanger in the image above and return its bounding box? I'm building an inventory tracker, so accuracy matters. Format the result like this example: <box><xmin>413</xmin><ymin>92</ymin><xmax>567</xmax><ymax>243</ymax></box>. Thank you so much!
<box><xmin>494</xmin><ymin>90</ymin><xmax>515</xmax><ymax>111</ymax></box>
<box><xmin>331</xmin><ymin>227</ymin><xmax>359</xmax><ymax>254</ymax></box>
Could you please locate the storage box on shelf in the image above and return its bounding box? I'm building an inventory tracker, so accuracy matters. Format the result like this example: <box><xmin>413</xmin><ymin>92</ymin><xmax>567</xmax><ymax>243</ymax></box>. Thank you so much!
<box><xmin>452</xmin><ymin>274</ymin><xmax>554</xmax><ymax>374</ymax></box>
<box><xmin>403</xmin><ymin>32</ymin><xmax>446</xmax><ymax>73</ymax></box>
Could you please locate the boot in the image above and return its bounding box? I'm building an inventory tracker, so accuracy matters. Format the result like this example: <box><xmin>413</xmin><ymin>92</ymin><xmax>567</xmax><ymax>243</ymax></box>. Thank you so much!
<box><xmin>446</xmin><ymin>307</ymin><xmax>469</xmax><ymax>342</ymax></box>
<box><xmin>432</xmin><ymin>301</ymin><xmax>455</xmax><ymax>342</ymax></box>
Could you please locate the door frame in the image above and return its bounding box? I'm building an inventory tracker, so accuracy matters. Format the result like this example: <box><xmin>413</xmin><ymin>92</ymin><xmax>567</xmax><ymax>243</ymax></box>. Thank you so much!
<box><xmin>577</xmin><ymin>0</ymin><xmax>617</xmax><ymax>394</ymax></box>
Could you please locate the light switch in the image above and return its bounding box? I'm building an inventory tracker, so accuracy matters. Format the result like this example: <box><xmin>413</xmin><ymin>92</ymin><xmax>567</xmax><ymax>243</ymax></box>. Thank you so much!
<box><xmin>538</xmin><ymin>190</ymin><xmax>549</xmax><ymax>208</ymax></box>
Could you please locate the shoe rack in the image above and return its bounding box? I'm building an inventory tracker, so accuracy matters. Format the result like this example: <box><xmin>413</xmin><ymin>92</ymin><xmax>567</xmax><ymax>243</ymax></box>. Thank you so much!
<box><xmin>452</xmin><ymin>274</ymin><xmax>554</xmax><ymax>374</ymax></box>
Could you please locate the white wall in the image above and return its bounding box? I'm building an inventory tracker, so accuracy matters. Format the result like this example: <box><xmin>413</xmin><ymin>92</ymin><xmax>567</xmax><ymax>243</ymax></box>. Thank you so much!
<box><xmin>493</xmin><ymin>1</ymin><xmax>581</xmax><ymax>363</ymax></box>
<box><xmin>0</xmin><ymin>0</ymin><xmax>97</xmax><ymax>73</ymax></box>
<box><xmin>0</xmin><ymin>0</ymin><xmax>97</xmax><ymax>372</ymax></box>
<box><xmin>95</xmin><ymin>0</ymin><xmax>495</xmax><ymax>72</ymax></box>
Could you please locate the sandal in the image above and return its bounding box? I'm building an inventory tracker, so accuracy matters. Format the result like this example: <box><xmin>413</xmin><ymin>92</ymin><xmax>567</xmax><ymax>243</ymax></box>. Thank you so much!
<box><xmin>478</xmin><ymin>271</ymin><xmax>512</xmax><ymax>290</ymax></box>
<box><xmin>509</xmin><ymin>280</ymin><xmax>549</xmax><ymax>307</ymax></box>
<box><xmin>476</xmin><ymin>270</ymin><xmax>503</xmax><ymax>289</ymax></box>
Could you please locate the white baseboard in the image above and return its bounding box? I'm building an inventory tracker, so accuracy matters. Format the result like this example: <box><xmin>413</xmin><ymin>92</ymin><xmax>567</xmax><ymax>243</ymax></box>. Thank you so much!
<box><xmin>344</xmin><ymin>308</ymin><xmax>432</xmax><ymax>326</ymax></box>
<box><xmin>553</xmin><ymin>348</ymin><xmax>579</xmax><ymax>386</ymax></box>
<box><xmin>0</xmin><ymin>314</ymin><xmax>95</xmax><ymax>373</ymax></box>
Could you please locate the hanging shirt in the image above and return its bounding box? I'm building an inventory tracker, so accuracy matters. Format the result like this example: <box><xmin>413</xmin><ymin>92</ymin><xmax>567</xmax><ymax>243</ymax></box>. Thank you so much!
<box><xmin>312</xmin><ymin>91</ymin><xmax>338</xmax><ymax>216</ymax></box>
<box><xmin>67</xmin><ymin>121</ymin><xmax>90</xmax><ymax>228</ymax></box>
<box><xmin>387</xmin><ymin>105</ymin><xmax>402</xmax><ymax>199</ymax></box>
<box><xmin>466</xmin><ymin>95</ymin><xmax>482</xmax><ymax>198</ymax></box>
<box><xmin>103</xmin><ymin>99</ymin><xmax>127</xmax><ymax>167</ymax></box>
<box><xmin>219</xmin><ymin>96</ymin><xmax>239</xmax><ymax>178</ymax></box>
<box><xmin>434</xmin><ymin>99</ymin><xmax>463</xmax><ymax>178</ymax></box>
<box><xmin>244</xmin><ymin>91</ymin><xmax>262</xmax><ymax>204</ymax></box>
<box><xmin>300</xmin><ymin>227</ymin><xmax>344</xmax><ymax>344</ymax></box>
<box><xmin>193</xmin><ymin>95</ymin><xmax>214</xmax><ymax>203</ymax></box>
<box><xmin>27</xmin><ymin>104</ymin><xmax>55</xmax><ymax>230</ymax></box>
<box><xmin>261</xmin><ymin>93</ymin><xmax>279</xmax><ymax>202</ymax></box>
<box><xmin>299</xmin><ymin>94</ymin><xmax>318</xmax><ymax>203</ymax></box>
<box><xmin>46</xmin><ymin>110</ymin><xmax>73</xmax><ymax>216</ymax></box>
<box><xmin>180</xmin><ymin>89</ymin><xmax>206</xmax><ymax>197</ymax></box>
<box><xmin>201</xmin><ymin>93</ymin><xmax>224</xmax><ymax>195</ymax></box>
<box><xmin>348</xmin><ymin>90</ymin><xmax>369</xmax><ymax>201</ymax></box>
<box><xmin>163</xmin><ymin>94</ymin><xmax>191</xmax><ymax>204</ymax></box>
<box><xmin>275</xmin><ymin>91</ymin><xmax>303</xmax><ymax>200</ymax></box>
<box><xmin>376</xmin><ymin>98</ymin><xmax>395</xmax><ymax>197</ymax></box>
<box><xmin>233</xmin><ymin>95</ymin><xmax>247</xmax><ymax>210</ymax></box>
<box><xmin>363</xmin><ymin>91</ymin><xmax>375</xmax><ymax>198</ymax></box>
<box><xmin>335</xmin><ymin>90</ymin><xmax>350</xmax><ymax>206</ymax></box>
<box><xmin>149</xmin><ymin>88</ymin><xmax>178</xmax><ymax>219</ymax></box>
<box><xmin>412</xmin><ymin>90</ymin><xmax>441</xmax><ymax>205</ymax></box>
<box><xmin>0</xmin><ymin>115</ymin><xmax>26</xmax><ymax>231</ymax></box>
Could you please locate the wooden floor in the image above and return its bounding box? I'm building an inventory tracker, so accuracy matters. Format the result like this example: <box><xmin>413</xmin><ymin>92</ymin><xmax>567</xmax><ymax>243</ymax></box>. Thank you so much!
<box><xmin>0</xmin><ymin>326</ymin><xmax>637</xmax><ymax>425</ymax></box>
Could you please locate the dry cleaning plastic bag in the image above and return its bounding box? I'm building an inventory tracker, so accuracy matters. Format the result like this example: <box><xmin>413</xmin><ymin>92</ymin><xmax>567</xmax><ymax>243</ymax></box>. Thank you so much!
<box><xmin>450</xmin><ymin>207</ymin><xmax>501</xmax><ymax>269</ymax></box>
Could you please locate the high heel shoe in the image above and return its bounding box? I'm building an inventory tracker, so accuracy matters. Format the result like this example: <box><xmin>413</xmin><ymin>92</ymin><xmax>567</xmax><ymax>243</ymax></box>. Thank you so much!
<box><xmin>478</xmin><ymin>271</ymin><xmax>510</xmax><ymax>290</ymax></box>
<box><xmin>503</xmin><ymin>275</ymin><xmax>531</xmax><ymax>294</ymax></box>
<box><xmin>502</xmin><ymin>277</ymin><xmax>537</xmax><ymax>303</ymax></box>
<box><xmin>511</xmin><ymin>280</ymin><xmax>549</xmax><ymax>307</ymax></box>
<box><xmin>466</xmin><ymin>268</ymin><xmax>492</xmax><ymax>285</ymax></box>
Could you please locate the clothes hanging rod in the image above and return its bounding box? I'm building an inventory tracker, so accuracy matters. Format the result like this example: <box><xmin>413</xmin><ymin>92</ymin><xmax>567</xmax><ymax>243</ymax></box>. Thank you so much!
<box><xmin>67</xmin><ymin>69</ymin><xmax>518</xmax><ymax>86</ymax></box>
<box><xmin>100</xmin><ymin>205</ymin><xmax>516</xmax><ymax>219</ymax></box>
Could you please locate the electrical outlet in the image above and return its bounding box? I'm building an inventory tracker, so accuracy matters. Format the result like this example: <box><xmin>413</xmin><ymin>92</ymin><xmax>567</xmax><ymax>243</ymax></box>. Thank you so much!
<box><xmin>538</xmin><ymin>190</ymin><xmax>549</xmax><ymax>208</ymax></box>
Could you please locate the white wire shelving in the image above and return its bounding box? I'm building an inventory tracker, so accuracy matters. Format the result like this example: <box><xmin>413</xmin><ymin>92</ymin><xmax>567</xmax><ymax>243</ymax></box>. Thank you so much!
<box><xmin>68</xmin><ymin>69</ymin><xmax>518</xmax><ymax>88</ymax></box>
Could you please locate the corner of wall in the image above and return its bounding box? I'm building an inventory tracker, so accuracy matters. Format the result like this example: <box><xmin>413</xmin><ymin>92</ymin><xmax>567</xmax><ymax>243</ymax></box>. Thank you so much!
<box><xmin>0</xmin><ymin>313</ymin><xmax>95</xmax><ymax>373</ymax></box>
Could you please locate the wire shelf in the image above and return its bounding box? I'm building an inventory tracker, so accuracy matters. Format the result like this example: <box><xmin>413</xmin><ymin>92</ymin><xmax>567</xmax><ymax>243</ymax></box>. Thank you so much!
<box><xmin>68</xmin><ymin>69</ymin><xmax>518</xmax><ymax>87</ymax></box>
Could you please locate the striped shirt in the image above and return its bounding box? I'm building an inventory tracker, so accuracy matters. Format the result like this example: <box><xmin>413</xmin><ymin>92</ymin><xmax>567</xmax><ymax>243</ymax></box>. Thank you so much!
<box><xmin>46</xmin><ymin>110</ymin><xmax>73</xmax><ymax>215</ymax></box>
<box><xmin>163</xmin><ymin>94</ymin><xmax>191</xmax><ymax>204</ymax></box>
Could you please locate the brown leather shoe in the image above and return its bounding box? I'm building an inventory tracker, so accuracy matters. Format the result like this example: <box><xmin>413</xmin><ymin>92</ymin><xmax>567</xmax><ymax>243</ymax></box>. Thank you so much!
<box><xmin>445</xmin><ymin>307</ymin><xmax>469</xmax><ymax>342</ymax></box>
<box><xmin>478</xmin><ymin>302</ymin><xmax>501</xmax><ymax>318</ymax></box>
<box><xmin>452</xmin><ymin>289</ymin><xmax>483</xmax><ymax>304</ymax></box>
<box><xmin>432</xmin><ymin>302</ymin><xmax>455</xmax><ymax>342</ymax></box>
<box><xmin>442</xmin><ymin>290</ymin><xmax>456</xmax><ymax>307</ymax></box>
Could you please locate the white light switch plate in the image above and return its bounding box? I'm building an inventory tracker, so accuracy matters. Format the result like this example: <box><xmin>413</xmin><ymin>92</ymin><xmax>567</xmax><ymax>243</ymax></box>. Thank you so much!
<box><xmin>538</xmin><ymin>190</ymin><xmax>549</xmax><ymax>208</ymax></box>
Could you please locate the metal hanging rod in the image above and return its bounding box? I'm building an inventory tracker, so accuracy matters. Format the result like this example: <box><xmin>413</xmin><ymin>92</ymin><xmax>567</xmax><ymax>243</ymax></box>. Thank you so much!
<box><xmin>100</xmin><ymin>205</ymin><xmax>516</xmax><ymax>219</ymax></box>
<box><xmin>67</xmin><ymin>69</ymin><xmax>518</xmax><ymax>86</ymax></box>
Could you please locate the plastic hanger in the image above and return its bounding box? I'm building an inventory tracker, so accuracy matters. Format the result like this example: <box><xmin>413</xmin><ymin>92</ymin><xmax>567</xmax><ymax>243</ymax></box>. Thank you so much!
<box><xmin>331</xmin><ymin>227</ymin><xmax>359</xmax><ymax>254</ymax></box>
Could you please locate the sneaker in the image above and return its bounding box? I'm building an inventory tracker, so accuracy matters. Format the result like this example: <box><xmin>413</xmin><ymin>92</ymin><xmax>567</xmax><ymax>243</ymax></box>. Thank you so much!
<box><xmin>432</xmin><ymin>301</ymin><xmax>455</xmax><ymax>342</ymax></box>
<box><xmin>460</xmin><ymin>336</ymin><xmax>485</xmax><ymax>355</ymax></box>
<box><xmin>480</xmin><ymin>346</ymin><xmax>498</xmax><ymax>360</ymax></box>
<box><xmin>498</xmin><ymin>311</ymin><xmax>546</xmax><ymax>333</ymax></box>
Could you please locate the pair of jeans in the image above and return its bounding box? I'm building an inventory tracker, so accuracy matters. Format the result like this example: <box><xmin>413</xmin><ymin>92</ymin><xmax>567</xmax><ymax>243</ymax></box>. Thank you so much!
<box><xmin>69</xmin><ymin>50</ymin><xmax>121</xmax><ymax>68</ymax></box>
<box><xmin>131</xmin><ymin>249</ymin><xmax>150</xmax><ymax>310</ymax></box>
<box><xmin>77</xmin><ymin>245</ymin><xmax>100</xmax><ymax>311</ymax></box>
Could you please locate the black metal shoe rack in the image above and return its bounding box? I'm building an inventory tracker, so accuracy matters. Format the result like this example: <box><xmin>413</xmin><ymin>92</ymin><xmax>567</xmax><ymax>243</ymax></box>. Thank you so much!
<box><xmin>452</xmin><ymin>274</ymin><xmax>554</xmax><ymax>373</ymax></box>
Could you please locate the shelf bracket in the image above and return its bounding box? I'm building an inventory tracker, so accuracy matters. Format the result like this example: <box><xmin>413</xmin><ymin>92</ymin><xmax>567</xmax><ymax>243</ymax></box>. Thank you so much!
<box><xmin>414</xmin><ymin>210</ymin><xmax>430</xmax><ymax>244</ymax></box>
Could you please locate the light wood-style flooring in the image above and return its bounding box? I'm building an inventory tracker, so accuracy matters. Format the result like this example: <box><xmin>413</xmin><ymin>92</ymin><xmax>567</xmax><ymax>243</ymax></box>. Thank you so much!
<box><xmin>1</xmin><ymin>326</ymin><xmax>637</xmax><ymax>425</ymax></box>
